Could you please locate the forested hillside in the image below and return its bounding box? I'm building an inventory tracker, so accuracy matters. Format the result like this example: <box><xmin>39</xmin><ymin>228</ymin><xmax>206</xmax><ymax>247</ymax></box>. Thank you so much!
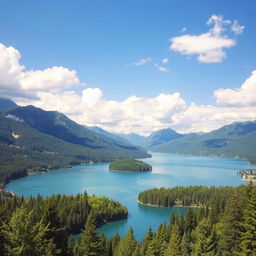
<box><xmin>0</xmin><ymin>104</ymin><xmax>150</xmax><ymax>187</ymax></box>
<box><xmin>153</xmin><ymin>121</ymin><xmax>256</xmax><ymax>164</ymax></box>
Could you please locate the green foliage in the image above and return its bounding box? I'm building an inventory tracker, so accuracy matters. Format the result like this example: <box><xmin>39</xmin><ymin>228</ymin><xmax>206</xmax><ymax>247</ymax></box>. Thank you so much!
<box><xmin>138</xmin><ymin>185</ymin><xmax>246</xmax><ymax>209</ymax></box>
<box><xmin>114</xmin><ymin>227</ymin><xmax>137</xmax><ymax>256</ymax></box>
<box><xmin>191</xmin><ymin>218</ymin><xmax>218</xmax><ymax>256</ymax></box>
<box><xmin>165</xmin><ymin>224</ymin><xmax>181</xmax><ymax>256</ymax></box>
<box><xmin>109</xmin><ymin>158</ymin><xmax>152</xmax><ymax>172</ymax></box>
<box><xmin>0</xmin><ymin>193</ymin><xmax>127</xmax><ymax>235</ymax></box>
<box><xmin>3</xmin><ymin>207</ymin><xmax>58</xmax><ymax>256</ymax></box>
<box><xmin>239</xmin><ymin>184</ymin><xmax>256</xmax><ymax>255</ymax></box>
<box><xmin>75</xmin><ymin>212</ymin><xmax>105</xmax><ymax>256</ymax></box>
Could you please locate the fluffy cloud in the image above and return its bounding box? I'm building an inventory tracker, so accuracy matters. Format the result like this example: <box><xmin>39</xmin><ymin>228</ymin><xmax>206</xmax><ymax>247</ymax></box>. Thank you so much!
<box><xmin>1</xmin><ymin>42</ymin><xmax>256</xmax><ymax>135</ymax></box>
<box><xmin>172</xmin><ymin>103</ymin><xmax>256</xmax><ymax>133</ymax></box>
<box><xmin>0</xmin><ymin>43</ymin><xmax>80</xmax><ymax>99</ymax></box>
<box><xmin>170</xmin><ymin>15</ymin><xmax>244</xmax><ymax>63</ymax></box>
<box><xmin>132</xmin><ymin>57</ymin><xmax>152</xmax><ymax>66</ymax></box>
<box><xmin>214</xmin><ymin>70</ymin><xmax>256</xmax><ymax>107</ymax></box>
<box><xmin>19</xmin><ymin>89</ymin><xmax>187</xmax><ymax>135</ymax></box>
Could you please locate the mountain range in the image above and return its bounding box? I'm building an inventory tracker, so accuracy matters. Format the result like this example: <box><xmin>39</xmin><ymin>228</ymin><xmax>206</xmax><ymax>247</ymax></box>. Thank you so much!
<box><xmin>0</xmin><ymin>98</ymin><xmax>150</xmax><ymax>187</ymax></box>
<box><xmin>1</xmin><ymin>97</ymin><xmax>256</xmax><ymax>188</ymax></box>
<box><xmin>152</xmin><ymin>121</ymin><xmax>256</xmax><ymax>164</ymax></box>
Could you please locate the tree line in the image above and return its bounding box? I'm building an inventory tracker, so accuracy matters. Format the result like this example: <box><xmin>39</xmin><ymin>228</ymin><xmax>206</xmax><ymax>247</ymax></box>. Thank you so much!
<box><xmin>138</xmin><ymin>185</ymin><xmax>246</xmax><ymax>210</ymax></box>
<box><xmin>1</xmin><ymin>184</ymin><xmax>256</xmax><ymax>255</ymax></box>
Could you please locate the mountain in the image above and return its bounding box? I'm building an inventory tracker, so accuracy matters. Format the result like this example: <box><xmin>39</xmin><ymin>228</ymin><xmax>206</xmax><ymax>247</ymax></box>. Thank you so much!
<box><xmin>141</xmin><ymin>128</ymin><xmax>185</xmax><ymax>149</ymax></box>
<box><xmin>0</xmin><ymin>98</ymin><xmax>18</xmax><ymax>111</ymax></box>
<box><xmin>153</xmin><ymin>121</ymin><xmax>256</xmax><ymax>164</ymax></box>
<box><xmin>0</xmin><ymin>104</ymin><xmax>150</xmax><ymax>187</ymax></box>
<box><xmin>89</xmin><ymin>126</ymin><xmax>132</xmax><ymax>146</ymax></box>
<box><xmin>116</xmin><ymin>133</ymin><xmax>146</xmax><ymax>146</ymax></box>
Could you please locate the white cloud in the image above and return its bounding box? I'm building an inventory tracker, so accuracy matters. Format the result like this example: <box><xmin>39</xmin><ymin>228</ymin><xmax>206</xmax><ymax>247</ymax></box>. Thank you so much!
<box><xmin>158</xmin><ymin>66</ymin><xmax>169</xmax><ymax>72</ymax></box>
<box><xmin>172</xmin><ymin>103</ymin><xmax>256</xmax><ymax>133</ymax></box>
<box><xmin>20</xmin><ymin>66</ymin><xmax>80</xmax><ymax>91</ymax></box>
<box><xmin>0</xmin><ymin>43</ymin><xmax>81</xmax><ymax>98</ymax></box>
<box><xmin>133</xmin><ymin>57</ymin><xmax>152</xmax><ymax>66</ymax></box>
<box><xmin>231</xmin><ymin>20</ymin><xmax>245</xmax><ymax>35</ymax></box>
<box><xmin>214</xmin><ymin>70</ymin><xmax>256</xmax><ymax>107</ymax></box>
<box><xmin>170</xmin><ymin>15</ymin><xmax>244</xmax><ymax>63</ymax></box>
<box><xmin>162</xmin><ymin>58</ymin><xmax>169</xmax><ymax>64</ymax></box>
<box><xmin>1</xmin><ymin>42</ymin><xmax>256</xmax><ymax>136</ymax></box>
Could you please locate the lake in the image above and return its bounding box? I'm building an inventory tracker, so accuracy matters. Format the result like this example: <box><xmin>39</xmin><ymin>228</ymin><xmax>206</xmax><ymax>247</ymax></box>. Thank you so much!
<box><xmin>5</xmin><ymin>152</ymin><xmax>254</xmax><ymax>240</ymax></box>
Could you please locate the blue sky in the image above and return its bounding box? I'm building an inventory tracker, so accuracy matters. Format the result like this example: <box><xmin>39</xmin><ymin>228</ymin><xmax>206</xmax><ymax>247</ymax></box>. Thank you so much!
<box><xmin>0</xmin><ymin>0</ymin><xmax>256</xmax><ymax>134</ymax></box>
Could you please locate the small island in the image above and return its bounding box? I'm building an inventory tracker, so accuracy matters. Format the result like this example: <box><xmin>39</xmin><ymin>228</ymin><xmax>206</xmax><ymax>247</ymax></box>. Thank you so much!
<box><xmin>109</xmin><ymin>158</ymin><xmax>152</xmax><ymax>172</ymax></box>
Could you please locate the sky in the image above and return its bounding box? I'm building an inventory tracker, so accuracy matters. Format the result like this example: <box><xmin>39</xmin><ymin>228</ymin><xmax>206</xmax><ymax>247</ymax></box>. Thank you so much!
<box><xmin>0</xmin><ymin>0</ymin><xmax>256</xmax><ymax>135</ymax></box>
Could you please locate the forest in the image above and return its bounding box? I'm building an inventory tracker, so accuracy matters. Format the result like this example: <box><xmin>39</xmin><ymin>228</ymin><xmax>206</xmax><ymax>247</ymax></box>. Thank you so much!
<box><xmin>109</xmin><ymin>158</ymin><xmax>152</xmax><ymax>172</ymax></box>
<box><xmin>1</xmin><ymin>183</ymin><xmax>255</xmax><ymax>255</ymax></box>
<box><xmin>138</xmin><ymin>185</ymin><xmax>246</xmax><ymax>209</ymax></box>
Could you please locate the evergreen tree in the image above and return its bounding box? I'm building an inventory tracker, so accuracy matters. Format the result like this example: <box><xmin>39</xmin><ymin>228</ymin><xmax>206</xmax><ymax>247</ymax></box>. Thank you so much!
<box><xmin>3</xmin><ymin>207</ymin><xmax>58</xmax><ymax>256</ymax></box>
<box><xmin>98</xmin><ymin>233</ymin><xmax>107</xmax><ymax>256</ymax></box>
<box><xmin>164</xmin><ymin>224</ymin><xmax>181</xmax><ymax>256</ymax></box>
<box><xmin>140</xmin><ymin>227</ymin><xmax>153</xmax><ymax>256</ymax></box>
<box><xmin>181</xmin><ymin>232</ymin><xmax>192</xmax><ymax>256</ymax></box>
<box><xmin>0</xmin><ymin>206</ymin><xmax>8</xmax><ymax>256</ymax></box>
<box><xmin>75</xmin><ymin>212</ymin><xmax>102</xmax><ymax>256</ymax></box>
<box><xmin>145</xmin><ymin>224</ymin><xmax>167</xmax><ymax>256</ymax></box>
<box><xmin>114</xmin><ymin>227</ymin><xmax>137</xmax><ymax>256</ymax></box>
<box><xmin>107</xmin><ymin>233</ymin><xmax>120</xmax><ymax>256</ymax></box>
<box><xmin>42</xmin><ymin>198</ymin><xmax>68</xmax><ymax>256</ymax></box>
<box><xmin>191</xmin><ymin>218</ymin><xmax>218</xmax><ymax>256</ymax></box>
<box><xmin>218</xmin><ymin>191</ymin><xmax>244</xmax><ymax>255</ymax></box>
<box><xmin>239</xmin><ymin>184</ymin><xmax>256</xmax><ymax>255</ymax></box>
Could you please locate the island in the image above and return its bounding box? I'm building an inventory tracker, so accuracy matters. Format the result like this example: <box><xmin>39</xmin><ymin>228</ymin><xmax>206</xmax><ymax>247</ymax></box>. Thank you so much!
<box><xmin>109</xmin><ymin>158</ymin><xmax>152</xmax><ymax>172</ymax></box>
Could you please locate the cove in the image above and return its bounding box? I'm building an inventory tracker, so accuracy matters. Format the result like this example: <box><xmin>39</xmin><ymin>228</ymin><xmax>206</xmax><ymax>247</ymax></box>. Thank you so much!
<box><xmin>5</xmin><ymin>152</ymin><xmax>254</xmax><ymax>241</ymax></box>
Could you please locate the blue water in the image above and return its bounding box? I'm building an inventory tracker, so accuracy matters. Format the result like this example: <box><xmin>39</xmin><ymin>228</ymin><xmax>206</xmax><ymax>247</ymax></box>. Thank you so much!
<box><xmin>6</xmin><ymin>153</ymin><xmax>254</xmax><ymax>240</ymax></box>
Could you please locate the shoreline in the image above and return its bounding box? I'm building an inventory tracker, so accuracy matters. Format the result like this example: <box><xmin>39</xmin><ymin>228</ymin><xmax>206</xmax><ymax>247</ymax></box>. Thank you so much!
<box><xmin>109</xmin><ymin>168</ymin><xmax>151</xmax><ymax>173</ymax></box>
<box><xmin>137</xmin><ymin>200</ymin><xmax>205</xmax><ymax>209</ymax></box>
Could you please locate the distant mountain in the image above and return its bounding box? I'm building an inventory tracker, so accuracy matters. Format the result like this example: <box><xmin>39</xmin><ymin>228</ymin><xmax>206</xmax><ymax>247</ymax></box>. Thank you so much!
<box><xmin>0</xmin><ymin>104</ymin><xmax>150</xmax><ymax>187</ymax></box>
<box><xmin>0</xmin><ymin>98</ymin><xmax>18</xmax><ymax>111</ymax></box>
<box><xmin>153</xmin><ymin>121</ymin><xmax>256</xmax><ymax>164</ymax></box>
<box><xmin>116</xmin><ymin>133</ymin><xmax>146</xmax><ymax>146</ymax></box>
<box><xmin>141</xmin><ymin>128</ymin><xmax>185</xmax><ymax>149</ymax></box>
<box><xmin>89</xmin><ymin>126</ymin><xmax>132</xmax><ymax>146</ymax></box>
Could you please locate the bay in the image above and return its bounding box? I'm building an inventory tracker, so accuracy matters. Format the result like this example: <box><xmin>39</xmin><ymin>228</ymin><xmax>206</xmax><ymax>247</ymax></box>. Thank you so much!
<box><xmin>5</xmin><ymin>152</ymin><xmax>254</xmax><ymax>240</ymax></box>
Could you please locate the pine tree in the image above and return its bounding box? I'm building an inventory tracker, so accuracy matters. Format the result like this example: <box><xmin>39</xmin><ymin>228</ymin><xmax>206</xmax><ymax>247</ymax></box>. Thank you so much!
<box><xmin>140</xmin><ymin>227</ymin><xmax>153</xmax><ymax>256</ymax></box>
<box><xmin>114</xmin><ymin>227</ymin><xmax>137</xmax><ymax>256</ymax></box>
<box><xmin>164</xmin><ymin>224</ymin><xmax>181</xmax><ymax>256</ymax></box>
<box><xmin>145</xmin><ymin>224</ymin><xmax>167</xmax><ymax>256</ymax></box>
<box><xmin>75</xmin><ymin>212</ymin><xmax>102</xmax><ymax>256</ymax></box>
<box><xmin>0</xmin><ymin>206</ymin><xmax>8</xmax><ymax>256</ymax></box>
<box><xmin>239</xmin><ymin>184</ymin><xmax>256</xmax><ymax>255</ymax></box>
<box><xmin>3</xmin><ymin>207</ymin><xmax>58</xmax><ymax>256</ymax></box>
<box><xmin>218</xmin><ymin>191</ymin><xmax>244</xmax><ymax>255</ymax></box>
<box><xmin>42</xmin><ymin>198</ymin><xmax>68</xmax><ymax>256</ymax></box>
<box><xmin>191</xmin><ymin>218</ymin><xmax>218</xmax><ymax>256</ymax></box>
<box><xmin>107</xmin><ymin>233</ymin><xmax>120</xmax><ymax>256</ymax></box>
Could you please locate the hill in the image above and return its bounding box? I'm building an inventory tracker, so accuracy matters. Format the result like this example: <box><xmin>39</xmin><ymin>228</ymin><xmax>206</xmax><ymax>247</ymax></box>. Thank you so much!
<box><xmin>116</xmin><ymin>133</ymin><xmax>146</xmax><ymax>146</ymax></box>
<box><xmin>0</xmin><ymin>104</ymin><xmax>150</xmax><ymax>187</ymax></box>
<box><xmin>141</xmin><ymin>128</ymin><xmax>184</xmax><ymax>148</ymax></box>
<box><xmin>0</xmin><ymin>98</ymin><xmax>18</xmax><ymax>111</ymax></box>
<box><xmin>109</xmin><ymin>158</ymin><xmax>152</xmax><ymax>172</ymax></box>
<box><xmin>153</xmin><ymin>121</ymin><xmax>256</xmax><ymax>164</ymax></box>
